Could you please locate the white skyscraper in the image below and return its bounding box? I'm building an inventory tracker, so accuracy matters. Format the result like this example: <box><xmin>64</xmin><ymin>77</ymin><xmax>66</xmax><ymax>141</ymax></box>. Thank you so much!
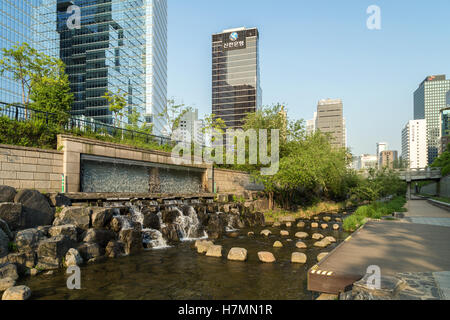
<box><xmin>306</xmin><ymin>112</ymin><xmax>317</xmax><ymax>136</ymax></box>
<box><xmin>402</xmin><ymin>120</ymin><xmax>428</xmax><ymax>169</ymax></box>
<box><xmin>176</xmin><ymin>109</ymin><xmax>204</xmax><ymax>146</ymax></box>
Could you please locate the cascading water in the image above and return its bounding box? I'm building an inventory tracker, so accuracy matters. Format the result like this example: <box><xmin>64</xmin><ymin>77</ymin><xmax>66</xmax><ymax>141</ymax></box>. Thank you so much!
<box><xmin>174</xmin><ymin>206</ymin><xmax>208</xmax><ymax>241</ymax></box>
<box><xmin>142</xmin><ymin>228</ymin><xmax>170</xmax><ymax>249</ymax></box>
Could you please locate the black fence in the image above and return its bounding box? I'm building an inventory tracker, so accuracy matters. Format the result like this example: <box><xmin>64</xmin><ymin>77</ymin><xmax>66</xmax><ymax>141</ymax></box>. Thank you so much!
<box><xmin>0</xmin><ymin>102</ymin><xmax>178</xmax><ymax>147</ymax></box>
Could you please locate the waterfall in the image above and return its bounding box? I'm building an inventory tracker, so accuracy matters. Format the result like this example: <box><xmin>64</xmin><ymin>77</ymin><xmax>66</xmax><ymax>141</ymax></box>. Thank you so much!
<box><xmin>142</xmin><ymin>228</ymin><xmax>170</xmax><ymax>249</ymax></box>
<box><xmin>175</xmin><ymin>206</ymin><xmax>207</xmax><ymax>241</ymax></box>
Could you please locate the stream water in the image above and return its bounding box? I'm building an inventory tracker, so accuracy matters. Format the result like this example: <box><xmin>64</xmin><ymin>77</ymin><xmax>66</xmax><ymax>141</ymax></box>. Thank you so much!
<box><xmin>19</xmin><ymin>213</ymin><xmax>350</xmax><ymax>300</ymax></box>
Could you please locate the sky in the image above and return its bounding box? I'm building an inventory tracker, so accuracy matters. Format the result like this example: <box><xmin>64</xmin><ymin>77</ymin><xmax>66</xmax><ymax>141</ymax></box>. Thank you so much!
<box><xmin>167</xmin><ymin>0</ymin><xmax>450</xmax><ymax>156</ymax></box>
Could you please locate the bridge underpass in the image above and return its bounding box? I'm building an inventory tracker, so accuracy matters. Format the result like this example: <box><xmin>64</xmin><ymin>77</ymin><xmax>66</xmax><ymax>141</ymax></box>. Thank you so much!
<box><xmin>397</xmin><ymin>168</ymin><xmax>442</xmax><ymax>199</ymax></box>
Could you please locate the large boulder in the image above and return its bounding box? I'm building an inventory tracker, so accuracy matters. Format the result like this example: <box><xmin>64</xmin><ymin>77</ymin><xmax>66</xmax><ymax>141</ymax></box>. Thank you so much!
<box><xmin>142</xmin><ymin>211</ymin><xmax>161</xmax><ymax>230</ymax></box>
<box><xmin>0</xmin><ymin>229</ymin><xmax>8</xmax><ymax>258</ymax></box>
<box><xmin>0</xmin><ymin>252</ymin><xmax>35</xmax><ymax>275</ymax></box>
<box><xmin>77</xmin><ymin>243</ymin><xmax>104</xmax><ymax>261</ymax></box>
<box><xmin>0</xmin><ymin>203</ymin><xmax>23</xmax><ymax>231</ymax></box>
<box><xmin>0</xmin><ymin>263</ymin><xmax>18</xmax><ymax>281</ymax></box>
<box><xmin>0</xmin><ymin>277</ymin><xmax>15</xmax><ymax>291</ymax></box>
<box><xmin>64</xmin><ymin>248</ymin><xmax>83</xmax><ymax>267</ymax></box>
<box><xmin>258</xmin><ymin>251</ymin><xmax>276</xmax><ymax>263</ymax></box>
<box><xmin>119</xmin><ymin>229</ymin><xmax>142</xmax><ymax>255</ymax></box>
<box><xmin>105</xmin><ymin>241</ymin><xmax>126</xmax><ymax>258</ymax></box>
<box><xmin>227</xmin><ymin>248</ymin><xmax>247</xmax><ymax>261</ymax></box>
<box><xmin>0</xmin><ymin>186</ymin><xmax>16</xmax><ymax>202</ymax></box>
<box><xmin>48</xmin><ymin>225</ymin><xmax>78</xmax><ymax>242</ymax></box>
<box><xmin>2</xmin><ymin>285</ymin><xmax>31</xmax><ymax>300</ymax></box>
<box><xmin>83</xmin><ymin>229</ymin><xmax>116</xmax><ymax>247</ymax></box>
<box><xmin>0</xmin><ymin>219</ymin><xmax>13</xmax><ymax>241</ymax></box>
<box><xmin>14</xmin><ymin>190</ymin><xmax>54</xmax><ymax>228</ymax></box>
<box><xmin>91</xmin><ymin>208</ymin><xmax>114</xmax><ymax>229</ymax></box>
<box><xmin>53</xmin><ymin>207</ymin><xmax>91</xmax><ymax>230</ymax></box>
<box><xmin>15</xmin><ymin>228</ymin><xmax>45</xmax><ymax>253</ymax></box>
<box><xmin>36</xmin><ymin>235</ymin><xmax>72</xmax><ymax>270</ymax></box>
<box><xmin>196</xmin><ymin>240</ymin><xmax>214</xmax><ymax>254</ymax></box>
<box><xmin>46</xmin><ymin>193</ymin><xmax>72</xmax><ymax>207</ymax></box>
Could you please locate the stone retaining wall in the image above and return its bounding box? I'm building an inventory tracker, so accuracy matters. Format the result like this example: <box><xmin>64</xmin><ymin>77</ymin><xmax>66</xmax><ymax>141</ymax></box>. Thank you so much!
<box><xmin>214</xmin><ymin>168</ymin><xmax>260</xmax><ymax>193</ymax></box>
<box><xmin>0</xmin><ymin>145</ymin><xmax>63</xmax><ymax>192</ymax></box>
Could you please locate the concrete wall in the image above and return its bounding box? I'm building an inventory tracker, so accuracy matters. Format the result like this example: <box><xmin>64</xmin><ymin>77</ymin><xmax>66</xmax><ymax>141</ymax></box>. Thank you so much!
<box><xmin>420</xmin><ymin>175</ymin><xmax>450</xmax><ymax>198</ymax></box>
<box><xmin>214</xmin><ymin>168</ymin><xmax>254</xmax><ymax>193</ymax></box>
<box><xmin>0</xmin><ymin>144</ymin><xmax>63</xmax><ymax>192</ymax></box>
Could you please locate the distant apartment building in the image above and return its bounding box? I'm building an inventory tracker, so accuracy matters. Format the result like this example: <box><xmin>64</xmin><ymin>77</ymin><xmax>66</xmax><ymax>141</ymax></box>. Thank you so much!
<box><xmin>316</xmin><ymin>99</ymin><xmax>346</xmax><ymax>148</ymax></box>
<box><xmin>212</xmin><ymin>27</ymin><xmax>262</xmax><ymax>129</ymax></box>
<box><xmin>441</xmin><ymin>91</ymin><xmax>450</xmax><ymax>153</ymax></box>
<box><xmin>0</xmin><ymin>0</ymin><xmax>58</xmax><ymax>104</ymax></box>
<box><xmin>379</xmin><ymin>150</ymin><xmax>398</xmax><ymax>169</ymax></box>
<box><xmin>402</xmin><ymin>119</ymin><xmax>428</xmax><ymax>169</ymax></box>
<box><xmin>358</xmin><ymin>154</ymin><xmax>378</xmax><ymax>170</ymax></box>
<box><xmin>376</xmin><ymin>142</ymin><xmax>388</xmax><ymax>167</ymax></box>
<box><xmin>414</xmin><ymin>75</ymin><xmax>450</xmax><ymax>164</ymax></box>
<box><xmin>177</xmin><ymin>109</ymin><xmax>204</xmax><ymax>146</ymax></box>
<box><xmin>306</xmin><ymin>112</ymin><xmax>317</xmax><ymax>136</ymax></box>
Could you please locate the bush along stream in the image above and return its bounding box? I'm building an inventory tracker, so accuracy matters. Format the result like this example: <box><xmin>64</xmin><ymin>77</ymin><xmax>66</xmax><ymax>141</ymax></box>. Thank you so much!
<box><xmin>0</xmin><ymin>186</ymin><xmax>357</xmax><ymax>300</ymax></box>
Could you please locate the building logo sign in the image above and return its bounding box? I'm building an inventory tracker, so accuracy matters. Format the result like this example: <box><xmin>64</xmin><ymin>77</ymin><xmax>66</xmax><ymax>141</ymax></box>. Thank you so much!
<box><xmin>229</xmin><ymin>32</ymin><xmax>239</xmax><ymax>41</ymax></box>
<box><xmin>223</xmin><ymin>31</ymin><xmax>246</xmax><ymax>51</ymax></box>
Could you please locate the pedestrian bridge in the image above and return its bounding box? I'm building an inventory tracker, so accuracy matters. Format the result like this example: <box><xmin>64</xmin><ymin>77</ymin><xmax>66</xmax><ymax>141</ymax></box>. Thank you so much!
<box><xmin>396</xmin><ymin>168</ymin><xmax>442</xmax><ymax>182</ymax></box>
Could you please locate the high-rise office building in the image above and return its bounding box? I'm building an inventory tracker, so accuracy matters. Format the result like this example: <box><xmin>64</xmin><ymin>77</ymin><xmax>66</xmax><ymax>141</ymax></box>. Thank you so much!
<box><xmin>0</xmin><ymin>0</ymin><xmax>58</xmax><ymax>104</ymax></box>
<box><xmin>402</xmin><ymin>119</ymin><xmax>428</xmax><ymax>169</ymax></box>
<box><xmin>414</xmin><ymin>75</ymin><xmax>450</xmax><ymax>164</ymax></box>
<box><xmin>316</xmin><ymin>98</ymin><xmax>346</xmax><ymax>148</ymax></box>
<box><xmin>176</xmin><ymin>109</ymin><xmax>204</xmax><ymax>146</ymax></box>
<box><xmin>56</xmin><ymin>0</ymin><xmax>167</xmax><ymax>135</ymax></box>
<box><xmin>212</xmin><ymin>27</ymin><xmax>262</xmax><ymax>129</ymax></box>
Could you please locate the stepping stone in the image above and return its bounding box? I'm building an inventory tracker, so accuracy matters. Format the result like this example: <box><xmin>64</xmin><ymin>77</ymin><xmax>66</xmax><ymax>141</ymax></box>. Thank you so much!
<box><xmin>286</xmin><ymin>222</ymin><xmax>292</xmax><ymax>227</ymax></box>
<box><xmin>227</xmin><ymin>248</ymin><xmax>248</xmax><ymax>261</ymax></box>
<box><xmin>333</xmin><ymin>224</ymin><xmax>340</xmax><ymax>230</ymax></box>
<box><xmin>273</xmin><ymin>241</ymin><xmax>283</xmax><ymax>248</ymax></box>
<box><xmin>296</xmin><ymin>241</ymin><xmax>307</xmax><ymax>249</ymax></box>
<box><xmin>260</xmin><ymin>229</ymin><xmax>271</xmax><ymax>237</ymax></box>
<box><xmin>311</xmin><ymin>222</ymin><xmax>319</xmax><ymax>228</ymax></box>
<box><xmin>206</xmin><ymin>245</ymin><xmax>222</xmax><ymax>258</ymax></box>
<box><xmin>325</xmin><ymin>236</ymin><xmax>336</xmax><ymax>243</ymax></box>
<box><xmin>312</xmin><ymin>233</ymin><xmax>324</xmax><ymax>240</ymax></box>
<box><xmin>291</xmin><ymin>252</ymin><xmax>307</xmax><ymax>264</ymax></box>
<box><xmin>335</xmin><ymin>218</ymin><xmax>342</xmax><ymax>222</ymax></box>
<box><xmin>258</xmin><ymin>251</ymin><xmax>276</xmax><ymax>263</ymax></box>
<box><xmin>323</xmin><ymin>216</ymin><xmax>331</xmax><ymax>222</ymax></box>
<box><xmin>295</xmin><ymin>232</ymin><xmax>308</xmax><ymax>239</ymax></box>
<box><xmin>321</xmin><ymin>223</ymin><xmax>328</xmax><ymax>229</ymax></box>
<box><xmin>280</xmin><ymin>230</ymin><xmax>289</xmax><ymax>236</ymax></box>
<box><xmin>297</xmin><ymin>221</ymin><xmax>306</xmax><ymax>228</ymax></box>
<box><xmin>1</xmin><ymin>285</ymin><xmax>31</xmax><ymax>300</ymax></box>
<box><xmin>317</xmin><ymin>252</ymin><xmax>329</xmax><ymax>262</ymax></box>
<box><xmin>248</xmin><ymin>231</ymin><xmax>254</xmax><ymax>236</ymax></box>
<box><xmin>314</xmin><ymin>216</ymin><xmax>319</xmax><ymax>221</ymax></box>
<box><xmin>196</xmin><ymin>240</ymin><xmax>214</xmax><ymax>254</ymax></box>
<box><xmin>273</xmin><ymin>222</ymin><xmax>281</xmax><ymax>227</ymax></box>
<box><xmin>314</xmin><ymin>238</ymin><xmax>331</xmax><ymax>248</ymax></box>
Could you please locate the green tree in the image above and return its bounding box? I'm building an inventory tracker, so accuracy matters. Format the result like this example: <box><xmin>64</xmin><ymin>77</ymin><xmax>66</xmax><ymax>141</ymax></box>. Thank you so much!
<box><xmin>158</xmin><ymin>99</ymin><xmax>192</xmax><ymax>137</ymax></box>
<box><xmin>431</xmin><ymin>144</ymin><xmax>450</xmax><ymax>176</ymax></box>
<box><xmin>103</xmin><ymin>89</ymin><xmax>127</xmax><ymax>128</ymax></box>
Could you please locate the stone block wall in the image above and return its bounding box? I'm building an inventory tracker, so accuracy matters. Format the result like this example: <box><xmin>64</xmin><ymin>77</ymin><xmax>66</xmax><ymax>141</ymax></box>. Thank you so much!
<box><xmin>420</xmin><ymin>175</ymin><xmax>450</xmax><ymax>198</ymax></box>
<box><xmin>0</xmin><ymin>144</ymin><xmax>63</xmax><ymax>192</ymax></box>
<box><xmin>214</xmin><ymin>168</ymin><xmax>253</xmax><ymax>193</ymax></box>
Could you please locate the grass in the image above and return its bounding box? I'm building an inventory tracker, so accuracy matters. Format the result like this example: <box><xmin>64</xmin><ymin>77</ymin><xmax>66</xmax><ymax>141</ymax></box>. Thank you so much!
<box><xmin>428</xmin><ymin>196</ymin><xmax>450</xmax><ymax>204</ymax></box>
<box><xmin>343</xmin><ymin>196</ymin><xmax>407</xmax><ymax>232</ymax></box>
<box><xmin>263</xmin><ymin>201</ymin><xmax>346</xmax><ymax>223</ymax></box>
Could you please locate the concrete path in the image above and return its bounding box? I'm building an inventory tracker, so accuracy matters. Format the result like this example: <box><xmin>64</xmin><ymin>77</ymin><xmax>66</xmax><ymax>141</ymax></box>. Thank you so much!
<box><xmin>308</xmin><ymin>199</ymin><xmax>450</xmax><ymax>298</ymax></box>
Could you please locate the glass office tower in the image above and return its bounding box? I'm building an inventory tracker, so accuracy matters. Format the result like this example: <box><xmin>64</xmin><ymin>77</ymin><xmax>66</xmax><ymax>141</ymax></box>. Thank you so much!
<box><xmin>212</xmin><ymin>27</ymin><xmax>262</xmax><ymax>129</ymax></box>
<box><xmin>0</xmin><ymin>0</ymin><xmax>58</xmax><ymax>104</ymax></box>
<box><xmin>56</xmin><ymin>0</ymin><xmax>167</xmax><ymax>135</ymax></box>
<box><xmin>414</xmin><ymin>75</ymin><xmax>450</xmax><ymax>164</ymax></box>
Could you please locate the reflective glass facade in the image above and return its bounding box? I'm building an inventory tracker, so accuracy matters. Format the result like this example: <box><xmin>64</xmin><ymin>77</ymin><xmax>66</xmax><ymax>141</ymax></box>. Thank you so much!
<box><xmin>414</xmin><ymin>75</ymin><xmax>450</xmax><ymax>164</ymax></box>
<box><xmin>0</xmin><ymin>0</ymin><xmax>58</xmax><ymax>104</ymax></box>
<box><xmin>56</xmin><ymin>0</ymin><xmax>167</xmax><ymax>134</ymax></box>
<box><xmin>212</xmin><ymin>27</ymin><xmax>261</xmax><ymax>129</ymax></box>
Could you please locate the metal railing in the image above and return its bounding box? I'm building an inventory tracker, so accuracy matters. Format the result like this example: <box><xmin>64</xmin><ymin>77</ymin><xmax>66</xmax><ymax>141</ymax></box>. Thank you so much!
<box><xmin>0</xmin><ymin>102</ymin><xmax>178</xmax><ymax>148</ymax></box>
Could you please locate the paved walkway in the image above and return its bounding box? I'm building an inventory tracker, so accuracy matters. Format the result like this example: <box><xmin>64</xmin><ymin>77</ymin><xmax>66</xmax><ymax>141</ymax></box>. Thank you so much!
<box><xmin>308</xmin><ymin>199</ymin><xmax>450</xmax><ymax>299</ymax></box>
